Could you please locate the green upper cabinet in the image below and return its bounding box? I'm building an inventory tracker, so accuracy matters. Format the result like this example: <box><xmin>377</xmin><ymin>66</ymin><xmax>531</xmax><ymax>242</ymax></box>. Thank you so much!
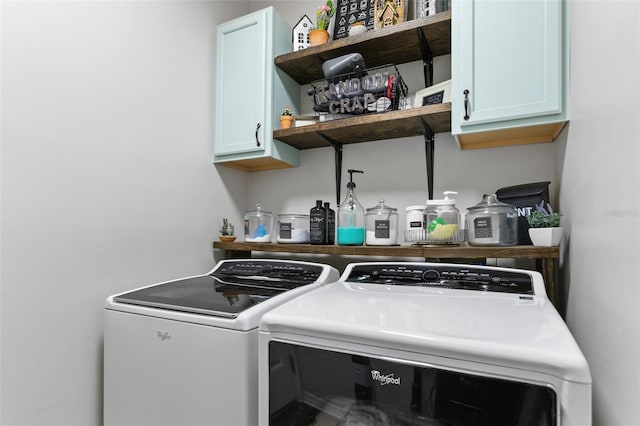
<box><xmin>214</xmin><ymin>7</ymin><xmax>300</xmax><ymax>171</ymax></box>
<box><xmin>451</xmin><ymin>0</ymin><xmax>568</xmax><ymax>149</ymax></box>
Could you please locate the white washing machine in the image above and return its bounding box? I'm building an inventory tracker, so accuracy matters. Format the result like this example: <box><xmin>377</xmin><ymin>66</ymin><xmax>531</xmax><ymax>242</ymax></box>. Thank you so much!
<box><xmin>258</xmin><ymin>262</ymin><xmax>591</xmax><ymax>426</ymax></box>
<box><xmin>104</xmin><ymin>259</ymin><xmax>338</xmax><ymax>426</ymax></box>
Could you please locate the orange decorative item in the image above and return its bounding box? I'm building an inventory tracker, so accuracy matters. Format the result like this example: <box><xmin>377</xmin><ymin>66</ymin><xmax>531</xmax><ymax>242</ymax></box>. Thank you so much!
<box><xmin>309</xmin><ymin>28</ymin><xmax>330</xmax><ymax>46</ymax></box>
<box><xmin>280</xmin><ymin>115</ymin><xmax>293</xmax><ymax>129</ymax></box>
<box><xmin>280</xmin><ymin>106</ymin><xmax>294</xmax><ymax>129</ymax></box>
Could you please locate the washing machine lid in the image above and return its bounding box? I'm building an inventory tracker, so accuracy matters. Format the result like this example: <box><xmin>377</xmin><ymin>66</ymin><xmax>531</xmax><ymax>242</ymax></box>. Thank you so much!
<box><xmin>113</xmin><ymin>260</ymin><xmax>330</xmax><ymax>318</ymax></box>
<box><xmin>261</xmin><ymin>262</ymin><xmax>591</xmax><ymax>383</ymax></box>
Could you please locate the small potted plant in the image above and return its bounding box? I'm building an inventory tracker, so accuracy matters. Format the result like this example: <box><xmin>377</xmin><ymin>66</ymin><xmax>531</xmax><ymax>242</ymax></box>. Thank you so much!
<box><xmin>527</xmin><ymin>201</ymin><xmax>562</xmax><ymax>246</ymax></box>
<box><xmin>280</xmin><ymin>106</ymin><xmax>293</xmax><ymax>129</ymax></box>
<box><xmin>310</xmin><ymin>1</ymin><xmax>335</xmax><ymax>46</ymax></box>
<box><xmin>219</xmin><ymin>218</ymin><xmax>236</xmax><ymax>242</ymax></box>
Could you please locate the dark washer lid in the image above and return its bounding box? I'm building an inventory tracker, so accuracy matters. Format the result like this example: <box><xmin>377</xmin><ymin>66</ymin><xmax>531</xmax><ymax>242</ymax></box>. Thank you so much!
<box><xmin>114</xmin><ymin>276</ymin><xmax>285</xmax><ymax>318</ymax></box>
<box><xmin>113</xmin><ymin>260</ymin><xmax>326</xmax><ymax>318</ymax></box>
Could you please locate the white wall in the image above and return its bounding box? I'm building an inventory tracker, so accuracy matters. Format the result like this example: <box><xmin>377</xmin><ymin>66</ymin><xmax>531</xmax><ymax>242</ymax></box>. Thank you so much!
<box><xmin>558</xmin><ymin>1</ymin><xmax>640</xmax><ymax>424</ymax></box>
<box><xmin>0</xmin><ymin>1</ymin><xmax>248</xmax><ymax>424</ymax></box>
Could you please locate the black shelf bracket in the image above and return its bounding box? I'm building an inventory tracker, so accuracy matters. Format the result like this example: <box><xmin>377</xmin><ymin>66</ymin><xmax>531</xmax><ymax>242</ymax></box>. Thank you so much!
<box><xmin>417</xmin><ymin>27</ymin><xmax>434</xmax><ymax>88</ymax></box>
<box><xmin>317</xmin><ymin>132</ymin><xmax>343</xmax><ymax>207</ymax></box>
<box><xmin>419</xmin><ymin>118</ymin><xmax>435</xmax><ymax>200</ymax></box>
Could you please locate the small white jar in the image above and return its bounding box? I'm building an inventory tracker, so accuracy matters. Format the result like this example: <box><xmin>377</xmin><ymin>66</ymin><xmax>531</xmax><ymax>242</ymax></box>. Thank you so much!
<box><xmin>405</xmin><ymin>205</ymin><xmax>426</xmax><ymax>243</ymax></box>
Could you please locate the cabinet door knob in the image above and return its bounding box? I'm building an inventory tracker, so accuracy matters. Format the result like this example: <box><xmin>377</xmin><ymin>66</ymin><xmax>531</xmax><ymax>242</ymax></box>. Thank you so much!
<box><xmin>255</xmin><ymin>123</ymin><xmax>261</xmax><ymax>147</ymax></box>
<box><xmin>463</xmin><ymin>90</ymin><xmax>470</xmax><ymax>121</ymax></box>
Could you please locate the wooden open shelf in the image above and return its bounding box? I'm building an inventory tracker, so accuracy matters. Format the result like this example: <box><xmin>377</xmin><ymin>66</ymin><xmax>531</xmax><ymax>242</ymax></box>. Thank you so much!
<box><xmin>273</xmin><ymin>103</ymin><xmax>451</xmax><ymax>149</ymax></box>
<box><xmin>213</xmin><ymin>241</ymin><xmax>558</xmax><ymax>259</ymax></box>
<box><xmin>275</xmin><ymin>11</ymin><xmax>452</xmax><ymax>85</ymax></box>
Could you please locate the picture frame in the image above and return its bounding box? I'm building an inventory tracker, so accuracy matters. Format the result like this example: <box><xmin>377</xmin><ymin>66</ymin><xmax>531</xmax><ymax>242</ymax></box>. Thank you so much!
<box><xmin>413</xmin><ymin>79</ymin><xmax>451</xmax><ymax>107</ymax></box>
<box><xmin>332</xmin><ymin>0</ymin><xmax>375</xmax><ymax>41</ymax></box>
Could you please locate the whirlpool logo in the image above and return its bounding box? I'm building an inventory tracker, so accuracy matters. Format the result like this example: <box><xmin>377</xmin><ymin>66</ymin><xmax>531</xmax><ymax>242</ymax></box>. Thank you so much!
<box><xmin>370</xmin><ymin>370</ymin><xmax>401</xmax><ymax>386</ymax></box>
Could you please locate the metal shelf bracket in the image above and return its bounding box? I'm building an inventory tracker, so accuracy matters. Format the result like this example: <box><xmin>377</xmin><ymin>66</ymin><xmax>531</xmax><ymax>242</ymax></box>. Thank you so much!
<box><xmin>317</xmin><ymin>132</ymin><xmax>343</xmax><ymax>207</ymax></box>
<box><xmin>417</xmin><ymin>27</ymin><xmax>434</xmax><ymax>88</ymax></box>
<box><xmin>419</xmin><ymin>118</ymin><xmax>435</xmax><ymax>200</ymax></box>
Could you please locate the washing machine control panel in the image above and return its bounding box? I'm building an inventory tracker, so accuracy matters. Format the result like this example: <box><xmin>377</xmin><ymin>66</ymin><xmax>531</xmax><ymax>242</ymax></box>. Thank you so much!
<box><xmin>345</xmin><ymin>264</ymin><xmax>534</xmax><ymax>295</ymax></box>
<box><xmin>212</xmin><ymin>260</ymin><xmax>325</xmax><ymax>287</ymax></box>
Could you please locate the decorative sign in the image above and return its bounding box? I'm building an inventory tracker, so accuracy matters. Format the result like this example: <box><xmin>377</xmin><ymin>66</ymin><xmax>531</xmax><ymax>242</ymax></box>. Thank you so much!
<box><xmin>413</xmin><ymin>80</ymin><xmax>451</xmax><ymax>107</ymax></box>
<box><xmin>373</xmin><ymin>0</ymin><xmax>408</xmax><ymax>30</ymax></box>
<box><xmin>415</xmin><ymin>0</ymin><xmax>449</xmax><ymax>19</ymax></box>
<box><xmin>421</xmin><ymin>90</ymin><xmax>444</xmax><ymax>105</ymax></box>
<box><xmin>332</xmin><ymin>0</ymin><xmax>374</xmax><ymax>41</ymax></box>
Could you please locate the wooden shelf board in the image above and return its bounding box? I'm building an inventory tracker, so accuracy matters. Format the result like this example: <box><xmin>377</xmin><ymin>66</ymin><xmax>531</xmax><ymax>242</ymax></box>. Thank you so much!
<box><xmin>274</xmin><ymin>103</ymin><xmax>451</xmax><ymax>149</ymax></box>
<box><xmin>275</xmin><ymin>12</ymin><xmax>452</xmax><ymax>85</ymax></box>
<box><xmin>213</xmin><ymin>241</ymin><xmax>559</xmax><ymax>259</ymax></box>
<box><xmin>457</xmin><ymin>122</ymin><xmax>568</xmax><ymax>150</ymax></box>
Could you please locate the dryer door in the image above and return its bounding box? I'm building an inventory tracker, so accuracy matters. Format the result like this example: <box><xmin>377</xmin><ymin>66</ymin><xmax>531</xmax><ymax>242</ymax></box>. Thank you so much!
<box><xmin>268</xmin><ymin>341</ymin><xmax>558</xmax><ymax>426</ymax></box>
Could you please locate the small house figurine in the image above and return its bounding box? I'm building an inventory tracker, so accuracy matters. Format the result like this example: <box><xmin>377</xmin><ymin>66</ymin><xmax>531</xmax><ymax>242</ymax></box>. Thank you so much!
<box><xmin>292</xmin><ymin>15</ymin><xmax>314</xmax><ymax>51</ymax></box>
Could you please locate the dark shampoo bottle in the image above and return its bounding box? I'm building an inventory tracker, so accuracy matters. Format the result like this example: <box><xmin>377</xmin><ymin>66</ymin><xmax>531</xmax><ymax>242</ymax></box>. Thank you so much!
<box><xmin>324</xmin><ymin>201</ymin><xmax>335</xmax><ymax>245</ymax></box>
<box><xmin>309</xmin><ymin>200</ymin><xmax>327</xmax><ymax>245</ymax></box>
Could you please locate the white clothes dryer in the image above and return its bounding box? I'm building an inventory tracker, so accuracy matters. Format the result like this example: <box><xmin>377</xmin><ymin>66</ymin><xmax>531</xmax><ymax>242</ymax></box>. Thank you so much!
<box><xmin>258</xmin><ymin>262</ymin><xmax>591</xmax><ymax>426</ymax></box>
<box><xmin>104</xmin><ymin>259</ymin><xmax>338</xmax><ymax>426</ymax></box>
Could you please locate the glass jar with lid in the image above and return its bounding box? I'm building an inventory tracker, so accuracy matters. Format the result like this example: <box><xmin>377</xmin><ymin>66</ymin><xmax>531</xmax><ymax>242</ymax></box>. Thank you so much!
<box><xmin>365</xmin><ymin>199</ymin><xmax>398</xmax><ymax>245</ymax></box>
<box><xmin>424</xmin><ymin>191</ymin><xmax>462</xmax><ymax>243</ymax></box>
<box><xmin>466</xmin><ymin>194</ymin><xmax>518</xmax><ymax>246</ymax></box>
<box><xmin>276</xmin><ymin>214</ymin><xmax>310</xmax><ymax>243</ymax></box>
<box><xmin>244</xmin><ymin>203</ymin><xmax>274</xmax><ymax>243</ymax></box>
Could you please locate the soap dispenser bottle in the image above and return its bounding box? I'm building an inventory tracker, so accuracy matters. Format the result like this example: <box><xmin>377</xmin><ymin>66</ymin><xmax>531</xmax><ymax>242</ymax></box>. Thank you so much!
<box><xmin>337</xmin><ymin>169</ymin><xmax>365</xmax><ymax>246</ymax></box>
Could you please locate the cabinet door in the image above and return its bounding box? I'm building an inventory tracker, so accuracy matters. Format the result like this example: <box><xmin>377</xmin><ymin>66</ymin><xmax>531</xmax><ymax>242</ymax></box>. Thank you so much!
<box><xmin>452</xmin><ymin>0</ymin><xmax>565</xmax><ymax>131</ymax></box>
<box><xmin>215</xmin><ymin>10</ymin><xmax>268</xmax><ymax>156</ymax></box>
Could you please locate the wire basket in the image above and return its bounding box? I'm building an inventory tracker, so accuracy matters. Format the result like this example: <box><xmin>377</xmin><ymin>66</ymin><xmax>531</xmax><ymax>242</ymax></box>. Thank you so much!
<box><xmin>307</xmin><ymin>64</ymin><xmax>408</xmax><ymax>122</ymax></box>
<box><xmin>405</xmin><ymin>228</ymin><xmax>466</xmax><ymax>246</ymax></box>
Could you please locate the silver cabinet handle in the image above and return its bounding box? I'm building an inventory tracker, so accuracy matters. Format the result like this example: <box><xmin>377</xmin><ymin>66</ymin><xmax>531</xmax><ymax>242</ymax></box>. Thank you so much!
<box><xmin>255</xmin><ymin>123</ymin><xmax>261</xmax><ymax>147</ymax></box>
<box><xmin>463</xmin><ymin>90</ymin><xmax>470</xmax><ymax>121</ymax></box>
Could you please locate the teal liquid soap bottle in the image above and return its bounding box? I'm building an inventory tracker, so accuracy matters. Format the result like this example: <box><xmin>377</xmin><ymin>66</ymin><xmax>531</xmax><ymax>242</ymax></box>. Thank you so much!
<box><xmin>337</xmin><ymin>169</ymin><xmax>365</xmax><ymax>246</ymax></box>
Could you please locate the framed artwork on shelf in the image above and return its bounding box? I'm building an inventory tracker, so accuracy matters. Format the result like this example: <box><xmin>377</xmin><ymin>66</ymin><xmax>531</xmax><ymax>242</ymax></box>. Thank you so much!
<box><xmin>332</xmin><ymin>0</ymin><xmax>374</xmax><ymax>41</ymax></box>
<box><xmin>413</xmin><ymin>79</ymin><xmax>451</xmax><ymax>107</ymax></box>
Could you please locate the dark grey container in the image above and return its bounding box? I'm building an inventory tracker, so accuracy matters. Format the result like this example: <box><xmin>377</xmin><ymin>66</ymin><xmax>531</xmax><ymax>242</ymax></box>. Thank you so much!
<box><xmin>495</xmin><ymin>181</ymin><xmax>550</xmax><ymax>245</ymax></box>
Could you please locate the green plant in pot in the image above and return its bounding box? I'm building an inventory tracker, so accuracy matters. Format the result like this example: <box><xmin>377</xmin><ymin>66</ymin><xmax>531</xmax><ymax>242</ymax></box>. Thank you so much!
<box><xmin>219</xmin><ymin>218</ymin><xmax>236</xmax><ymax>242</ymax></box>
<box><xmin>280</xmin><ymin>106</ymin><xmax>294</xmax><ymax>129</ymax></box>
<box><xmin>527</xmin><ymin>201</ymin><xmax>562</xmax><ymax>246</ymax></box>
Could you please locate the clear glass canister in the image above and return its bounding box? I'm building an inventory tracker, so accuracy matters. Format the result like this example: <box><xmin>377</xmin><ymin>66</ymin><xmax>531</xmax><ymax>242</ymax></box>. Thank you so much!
<box><xmin>365</xmin><ymin>199</ymin><xmax>398</xmax><ymax>245</ymax></box>
<box><xmin>244</xmin><ymin>203</ymin><xmax>274</xmax><ymax>243</ymax></box>
<box><xmin>424</xmin><ymin>191</ymin><xmax>461</xmax><ymax>243</ymax></box>
<box><xmin>466</xmin><ymin>194</ymin><xmax>518</xmax><ymax>246</ymax></box>
<box><xmin>276</xmin><ymin>214</ymin><xmax>310</xmax><ymax>243</ymax></box>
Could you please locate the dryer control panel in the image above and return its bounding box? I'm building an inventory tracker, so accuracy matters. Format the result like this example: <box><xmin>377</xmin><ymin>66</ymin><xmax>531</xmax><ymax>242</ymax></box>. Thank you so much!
<box><xmin>345</xmin><ymin>264</ymin><xmax>534</xmax><ymax>295</ymax></box>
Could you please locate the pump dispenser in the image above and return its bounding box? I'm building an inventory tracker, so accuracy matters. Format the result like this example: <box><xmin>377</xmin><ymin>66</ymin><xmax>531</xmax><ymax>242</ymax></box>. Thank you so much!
<box><xmin>337</xmin><ymin>169</ymin><xmax>365</xmax><ymax>246</ymax></box>
<box><xmin>424</xmin><ymin>191</ymin><xmax>461</xmax><ymax>243</ymax></box>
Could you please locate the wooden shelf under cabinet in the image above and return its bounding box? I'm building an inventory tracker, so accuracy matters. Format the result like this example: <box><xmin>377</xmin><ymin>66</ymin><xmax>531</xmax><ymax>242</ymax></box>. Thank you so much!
<box><xmin>213</xmin><ymin>241</ymin><xmax>560</xmax><ymax>307</ymax></box>
<box><xmin>275</xmin><ymin>11</ymin><xmax>452</xmax><ymax>85</ymax></box>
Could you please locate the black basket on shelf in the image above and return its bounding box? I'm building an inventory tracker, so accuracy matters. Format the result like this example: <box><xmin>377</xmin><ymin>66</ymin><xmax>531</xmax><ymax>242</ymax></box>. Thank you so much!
<box><xmin>306</xmin><ymin>63</ymin><xmax>408</xmax><ymax>122</ymax></box>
